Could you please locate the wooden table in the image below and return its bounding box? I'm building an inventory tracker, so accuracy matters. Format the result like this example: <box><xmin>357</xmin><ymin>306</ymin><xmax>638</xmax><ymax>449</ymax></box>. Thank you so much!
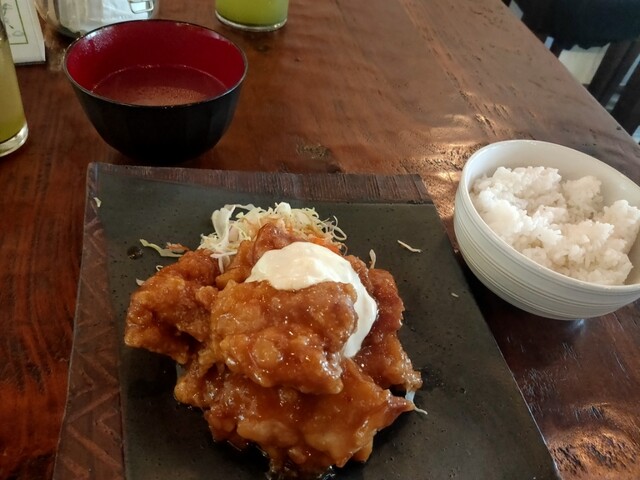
<box><xmin>2</xmin><ymin>0</ymin><xmax>639</xmax><ymax>478</ymax></box>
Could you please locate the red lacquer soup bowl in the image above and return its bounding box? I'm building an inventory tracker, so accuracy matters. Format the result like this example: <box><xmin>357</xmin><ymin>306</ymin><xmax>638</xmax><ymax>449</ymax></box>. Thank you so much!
<box><xmin>64</xmin><ymin>20</ymin><xmax>247</xmax><ymax>163</ymax></box>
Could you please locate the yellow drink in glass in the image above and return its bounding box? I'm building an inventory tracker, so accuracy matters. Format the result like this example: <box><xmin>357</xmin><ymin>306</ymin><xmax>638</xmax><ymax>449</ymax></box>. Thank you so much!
<box><xmin>216</xmin><ymin>0</ymin><xmax>289</xmax><ymax>32</ymax></box>
<box><xmin>0</xmin><ymin>20</ymin><xmax>28</xmax><ymax>156</ymax></box>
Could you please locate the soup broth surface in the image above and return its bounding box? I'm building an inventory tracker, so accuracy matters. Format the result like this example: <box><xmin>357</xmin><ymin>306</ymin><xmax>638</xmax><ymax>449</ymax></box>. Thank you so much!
<box><xmin>92</xmin><ymin>64</ymin><xmax>227</xmax><ymax>106</ymax></box>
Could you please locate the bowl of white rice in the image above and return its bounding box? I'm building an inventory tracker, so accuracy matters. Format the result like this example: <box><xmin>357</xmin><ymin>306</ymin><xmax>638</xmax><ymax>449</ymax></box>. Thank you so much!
<box><xmin>454</xmin><ymin>139</ymin><xmax>640</xmax><ymax>320</ymax></box>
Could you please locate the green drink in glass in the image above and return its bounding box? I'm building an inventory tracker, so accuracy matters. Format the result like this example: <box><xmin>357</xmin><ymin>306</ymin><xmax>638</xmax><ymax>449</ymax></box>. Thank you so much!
<box><xmin>0</xmin><ymin>16</ymin><xmax>28</xmax><ymax>157</ymax></box>
<box><xmin>216</xmin><ymin>0</ymin><xmax>288</xmax><ymax>32</ymax></box>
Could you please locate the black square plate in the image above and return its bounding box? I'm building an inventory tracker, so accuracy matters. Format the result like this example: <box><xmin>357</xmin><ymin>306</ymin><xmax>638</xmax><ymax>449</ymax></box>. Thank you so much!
<box><xmin>54</xmin><ymin>163</ymin><xmax>558</xmax><ymax>480</ymax></box>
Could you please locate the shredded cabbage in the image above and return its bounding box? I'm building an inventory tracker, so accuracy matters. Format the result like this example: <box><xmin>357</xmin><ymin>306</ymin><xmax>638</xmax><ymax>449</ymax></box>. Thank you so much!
<box><xmin>397</xmin><ymin>240</ymin><xmax>422</xmax><ymax>253</ymax></box>
<box><xmin>198</xmin><ymin>203</ymin><xmax>346</xmax><ymax>272</ymax></box>
<box><xmin>139</xmin><ymin>239</ymin><xmax>185</xmax><ymax>258</ymax></box>
<box><xmin>369</xmin><ymin>249</ymin><xmax>377</xmax><ymax>269</ymax></box>
<box><xmin>405</xmin><ymin>390</ymin><xmax>429</xmax><ymax>416</ymax></box>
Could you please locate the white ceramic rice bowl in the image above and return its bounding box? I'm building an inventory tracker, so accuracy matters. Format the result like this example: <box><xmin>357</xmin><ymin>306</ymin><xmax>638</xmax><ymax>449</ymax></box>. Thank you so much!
<box><xmin>454</xmin><ymin>140</ymin><xmax>640</xmax><ymax>320</ymax></box>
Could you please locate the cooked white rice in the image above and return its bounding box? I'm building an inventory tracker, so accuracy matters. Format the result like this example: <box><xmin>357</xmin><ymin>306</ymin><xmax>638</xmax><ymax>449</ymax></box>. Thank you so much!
<box><xmin>470</xmin><ymin>166</ymin><xmax>640</xmax><ymax>285</ymax></box>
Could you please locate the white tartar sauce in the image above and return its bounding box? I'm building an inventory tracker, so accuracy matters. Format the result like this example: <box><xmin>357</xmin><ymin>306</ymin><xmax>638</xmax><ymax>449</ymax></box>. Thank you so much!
<box><xmin>245</xmin><ymin>242</ymin><xmax>378</xmax><ymax>358</ymax></box>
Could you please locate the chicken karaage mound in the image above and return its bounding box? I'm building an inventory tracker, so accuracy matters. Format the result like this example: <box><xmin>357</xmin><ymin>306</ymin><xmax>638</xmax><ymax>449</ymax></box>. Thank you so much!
<box><xmin>125</xmin><ymin>206</ymin><xmax>422</xmax><ymax>479</ymax></box>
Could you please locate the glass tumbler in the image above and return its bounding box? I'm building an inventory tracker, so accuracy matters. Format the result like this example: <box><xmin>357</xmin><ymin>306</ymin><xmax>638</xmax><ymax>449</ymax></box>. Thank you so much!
<box><xmin>34</xmin><ymin>0</ymin><xmax>159</xmax><ymax>38</ymax></box>
<box><xmin>215</xmin><ymin>0</ymin><xmax>289</xmax><ymax>32</ymax></box>
<box><xmin>0</xmin><ymin>16</ymin><xmax>28</xmax><ymax>157</ymax></box>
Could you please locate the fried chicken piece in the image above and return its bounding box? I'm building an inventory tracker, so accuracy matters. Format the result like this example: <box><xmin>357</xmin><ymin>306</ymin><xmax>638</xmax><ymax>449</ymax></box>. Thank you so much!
<box><xmin>124</xmin><ymin>249</ymin><xmax>219</xmax><ymax>364</ymax></box>
<box><xmin>216</xmin><ymin>222</ymin><xmax>305</xmax><ymax>288</ymax></box>
<box><xmin>125</xmin><ymin>222</ymin><xmax>423</xmax><ymax>479</ymax></box>
<box><xmin>355</xmin><ymin>268</ymin><xmax>423</xmax><ymax>392</ymax></box>
<box><xmin>176</xmin><ymin>359</ymin><xmax>413</xmax><ymax>476</ymax></box>
<box><xmin>211</xmin><ymin>280</ymin><xmax>358</xmax><ymax>394</ymax></box>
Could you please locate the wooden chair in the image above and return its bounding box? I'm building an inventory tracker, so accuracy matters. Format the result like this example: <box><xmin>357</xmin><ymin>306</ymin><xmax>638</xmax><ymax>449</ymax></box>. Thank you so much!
<box><xmin>610</xmin><ymin>56</ymin><xmax>640</xmax><ymax>135</ymax></box>
<box><xmin>587</xmin><ymin>39</ymin><xmax>640</xmax><ymax>109</ymax></box>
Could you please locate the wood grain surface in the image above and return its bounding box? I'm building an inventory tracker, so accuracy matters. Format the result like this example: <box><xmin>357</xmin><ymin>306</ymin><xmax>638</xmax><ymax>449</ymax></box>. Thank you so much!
<box><xmin>1</xmin><ymin>0</ymin><xmax>639</xmax><ymax>478</ymax></box>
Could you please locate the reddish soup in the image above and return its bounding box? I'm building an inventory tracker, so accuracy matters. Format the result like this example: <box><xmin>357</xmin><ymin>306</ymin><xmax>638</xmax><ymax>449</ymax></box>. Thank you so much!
<box><xmin>92</xmin><ymin>64</ymin><xmax>228</xmax><ymax>106</ymax></box>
